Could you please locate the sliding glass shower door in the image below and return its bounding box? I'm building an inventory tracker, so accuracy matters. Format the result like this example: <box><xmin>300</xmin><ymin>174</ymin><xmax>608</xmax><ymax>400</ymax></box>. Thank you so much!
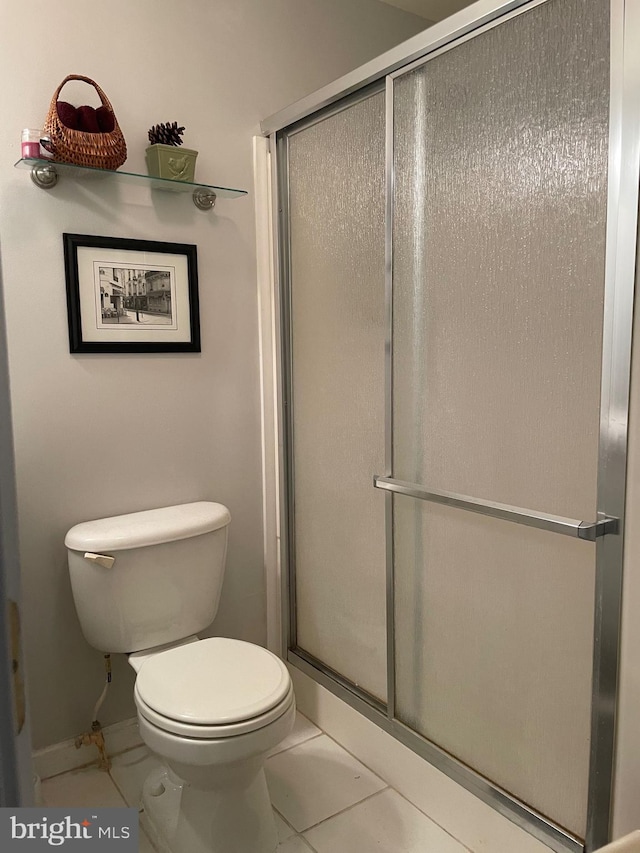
<box><xmin>285</xmin><ymin>91</ymin><xmax>388</xmax><ymax>702</ymax></box>
<box><xmin>276</xmin><ymin>0</ymin><xmax>625</xmax><ymax>849</ymax></box>
<box><xmin>390</xmin><ymin>0</ymin><xmax>608</xmax><ymax>838</ymax></box>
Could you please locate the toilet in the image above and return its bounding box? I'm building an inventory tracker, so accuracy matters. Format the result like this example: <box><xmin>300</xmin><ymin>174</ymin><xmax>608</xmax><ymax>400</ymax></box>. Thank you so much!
<box><xmin>65</xmin><ymin>501</ymin><xmax>295</xmax><ymax>853</ymax></box>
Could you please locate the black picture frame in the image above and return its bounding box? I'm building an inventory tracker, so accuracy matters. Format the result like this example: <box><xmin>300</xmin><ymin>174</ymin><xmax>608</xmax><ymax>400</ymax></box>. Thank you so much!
<box><xmin>63</xmin><ymin>233</ymin><xmax>200</xmax><ymax>353</ymax></box>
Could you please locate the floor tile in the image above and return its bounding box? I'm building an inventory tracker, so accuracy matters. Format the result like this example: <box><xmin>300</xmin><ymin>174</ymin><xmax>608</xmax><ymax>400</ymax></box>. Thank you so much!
<box><xmin>110</xmin><ymin>745</ymin><xmax>162</xmax><ymax>808</ymax></box>
<box><xmin>277</xmin><ymin>837</ymin><xmax>315</xmax><ymax>853</ymax></box>
<box><xmin>266</xmin><ymin>734</ymin><xmax>386</xmax><ymax>832</ymax></box>
<box><xmin>42</xmin><ymin>765</ymin><xmax>126</xmax><ymax>808</ymax></box>
<box><xmin>304</xmin><ymin>789</ymin><xmax>468</xmax><ymax>853</ymax></box>
<box><xmin>267</xmin><ymin>711</ymin><xmax>322</xmax><ymax>757</ymax></box>
<box><xmin>275</xmin><ymin>810</ymin><xmax>297</xmax><ymax>842</ymax></box>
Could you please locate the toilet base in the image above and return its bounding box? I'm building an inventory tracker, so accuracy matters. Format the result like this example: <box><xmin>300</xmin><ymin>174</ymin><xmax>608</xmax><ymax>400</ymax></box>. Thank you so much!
<box><xmin>141</xmin><ymin>763</ymin><xmax>278</xmax><ymax>853</ymax></box>
<box><xmin>140</xmin><ymin>767</ymin><xmax>181</xmax><ymax>853</ymax></box>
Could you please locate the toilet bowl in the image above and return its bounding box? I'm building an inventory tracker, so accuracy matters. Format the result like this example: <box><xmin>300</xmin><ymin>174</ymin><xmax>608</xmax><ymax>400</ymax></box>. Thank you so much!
<box><xmin>130</xmin><ymin>637</ymin><xmax>295</xmax><ymax>853</ymax></box>
<box><xmin>65</xmin><ymin>502</ymin><xmax>295</xmax><ymax>853</ymax></box>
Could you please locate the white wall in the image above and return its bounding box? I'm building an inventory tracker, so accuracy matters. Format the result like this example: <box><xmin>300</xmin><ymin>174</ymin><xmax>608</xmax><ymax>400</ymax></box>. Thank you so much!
<box><xmin>378</xmin><ymin>0</ymin><xmax>467</xmax><ymax>21</ymax></box>
<box><xmin>0</xmin><ymin>0</ymin><xmax>425</xmax><ymax>750</ymax></box>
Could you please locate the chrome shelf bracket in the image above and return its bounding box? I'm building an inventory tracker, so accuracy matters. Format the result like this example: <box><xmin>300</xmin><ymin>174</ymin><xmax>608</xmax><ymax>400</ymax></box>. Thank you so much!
<box><xmin>30</xmin><ymin>163</ymin><xmax>58</xmax><ymax>190</ymax></box>
<box><xmin>192</xmin><ymin>188</ymin><xmax>217</xmax><ymax>211</ymax></box>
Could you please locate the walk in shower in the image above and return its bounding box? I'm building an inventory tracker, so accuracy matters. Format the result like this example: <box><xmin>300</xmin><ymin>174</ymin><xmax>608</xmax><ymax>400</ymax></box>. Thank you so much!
<box><xmin>262</xmin><ymin>1</ymin><xmax>639</xmax><ymax>851</ymax></box>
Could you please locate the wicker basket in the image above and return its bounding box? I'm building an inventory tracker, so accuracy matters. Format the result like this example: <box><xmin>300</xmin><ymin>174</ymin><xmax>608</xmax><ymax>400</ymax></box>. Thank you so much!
<box><xmin>42</xmin><ymin>75</ymin><xmax>127</xmax><ymax>170</ymax></box>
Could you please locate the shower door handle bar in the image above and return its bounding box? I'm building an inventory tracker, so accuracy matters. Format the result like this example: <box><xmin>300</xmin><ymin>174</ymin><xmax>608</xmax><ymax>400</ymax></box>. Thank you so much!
<box><xmin>373</xmin><ymin>476</ymin><xmax>619</xmax><ymax>541</ymax></box>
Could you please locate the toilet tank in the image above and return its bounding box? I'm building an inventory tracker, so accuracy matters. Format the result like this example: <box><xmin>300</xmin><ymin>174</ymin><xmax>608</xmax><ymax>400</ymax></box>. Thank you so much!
<box><xmin>65</xmin><ymin>502</ymin><xmax>231</xmax><ymax>654</ymax></box>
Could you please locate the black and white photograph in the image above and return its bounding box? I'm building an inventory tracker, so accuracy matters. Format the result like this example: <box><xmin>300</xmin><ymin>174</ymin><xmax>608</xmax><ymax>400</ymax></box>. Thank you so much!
<box><xmin>63</xmin><ymin>234</ymin><xmax>200</xmax><ymax>353</ymax></box>
<box><xmin>97</xmin><ymin>265</ymin><xmax>175</xmax><ymax>327</ymax></box>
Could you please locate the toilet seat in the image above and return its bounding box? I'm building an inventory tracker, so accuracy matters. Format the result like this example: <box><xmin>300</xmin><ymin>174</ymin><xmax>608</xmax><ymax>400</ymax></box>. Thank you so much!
<box><xmin>134</xmin><ymin>637</ymin><xmax>293</xmax><ymax>739</ymax></box>
<box><xmin>135</xmin><ymin>682</ymin><xmax>294</xmax><ymax>739</ymax></box>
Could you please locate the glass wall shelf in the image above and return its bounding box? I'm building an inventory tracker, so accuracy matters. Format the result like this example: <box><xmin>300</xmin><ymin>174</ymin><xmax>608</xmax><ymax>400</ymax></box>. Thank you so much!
<box><xmin>14</xmin><ymin>157</ymin><xmax>247</xmax><ymax>210</ymax></box>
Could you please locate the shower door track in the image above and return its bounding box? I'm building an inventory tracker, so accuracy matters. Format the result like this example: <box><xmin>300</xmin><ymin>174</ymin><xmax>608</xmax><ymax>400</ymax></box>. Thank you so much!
<box><xmin>288</xmin><ymin>646</ymin><xmax>583</xmax><ymax>853</ymax></box>
<box><xmin>266</xmin><ymin>1</ymin><xmax>640</xmax><ymax>851</ymax></box>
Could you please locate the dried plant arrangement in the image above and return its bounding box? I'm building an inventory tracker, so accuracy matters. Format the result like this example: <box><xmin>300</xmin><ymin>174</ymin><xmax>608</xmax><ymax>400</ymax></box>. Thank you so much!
<box><xmin>147</xmin><ymin>122</ymin><xmax>186</xmax><ymax>147</ymax></box>
<box><xmin>146</xmin><ymin>121</ymin><xmax>197</xmax><ymax>183</ymax></box>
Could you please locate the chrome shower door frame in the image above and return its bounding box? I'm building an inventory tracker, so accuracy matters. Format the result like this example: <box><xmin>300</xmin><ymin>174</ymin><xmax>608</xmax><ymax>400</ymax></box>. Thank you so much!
<box><xmin>267</xmin><ymin>1</ymin><xmax>640</xmax><ymax>850</ymax></box>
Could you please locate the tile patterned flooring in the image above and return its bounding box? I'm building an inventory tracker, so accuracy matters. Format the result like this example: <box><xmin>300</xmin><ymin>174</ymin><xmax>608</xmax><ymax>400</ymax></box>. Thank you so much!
<box><xmin>41</xmin><ymin>712</ymin><xmax>471</xmax><ymax>852</ymax></box>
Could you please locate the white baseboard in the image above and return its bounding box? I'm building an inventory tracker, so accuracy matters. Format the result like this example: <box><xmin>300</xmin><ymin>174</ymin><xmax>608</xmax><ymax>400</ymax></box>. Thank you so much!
<box><xmin>288</xmin><ymin>664</ymin><xmax>552</xmax><ymax>853</ymax></box>
<box><xmin>33</xmin><ymin>717</ymin><xmax>142</xmax><ymax>781</ymax></box>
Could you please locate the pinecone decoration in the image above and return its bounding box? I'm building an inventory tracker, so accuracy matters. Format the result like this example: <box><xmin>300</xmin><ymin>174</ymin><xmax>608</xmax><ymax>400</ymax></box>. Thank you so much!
<box><xmin>148</xmin><ymin>122</ymin><xmax>185</xmax><ymax>147</ymax></box>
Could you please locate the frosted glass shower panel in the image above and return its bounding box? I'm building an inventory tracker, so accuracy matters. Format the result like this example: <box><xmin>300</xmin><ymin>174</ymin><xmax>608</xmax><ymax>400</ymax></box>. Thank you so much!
<box><xmin>392</xmin><ymin>0</ymin><xmax>609</xmax><ymax>838</ymax></box>
<box><xmin>288</xmin><ymin>93</ymin><xmax>387</xmax><ymax>701</ymax></box>
<box><xmin>394</xmin><ymin>496</ymin><xmax>596</xmax><ymax>835</ymax></box>
<box><xmin>392</xmin><ymin>0</ymin><xmax>609</xmax><ymax>519</ymax></box>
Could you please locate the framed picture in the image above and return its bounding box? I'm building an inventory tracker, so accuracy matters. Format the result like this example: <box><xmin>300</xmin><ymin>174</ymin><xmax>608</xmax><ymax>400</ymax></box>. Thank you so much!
<box><xmin>63</xmin><ymin>233</ymin><xmax>200</xmax><ymax>353</ymax></box>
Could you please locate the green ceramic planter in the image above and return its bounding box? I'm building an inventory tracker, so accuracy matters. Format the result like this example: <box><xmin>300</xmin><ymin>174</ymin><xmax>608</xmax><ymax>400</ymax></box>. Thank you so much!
<box><xmin>145</xmin><ymin>144</ymin><xmax>198</xmax><ymax>183</ymax></box>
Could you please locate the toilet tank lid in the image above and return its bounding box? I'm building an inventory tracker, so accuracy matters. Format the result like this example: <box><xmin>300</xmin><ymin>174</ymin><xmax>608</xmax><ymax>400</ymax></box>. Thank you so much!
<box><xmin>64</xmin><ymin>502</ymin><xmax>231</xmax><ymax>552</ymax></box>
